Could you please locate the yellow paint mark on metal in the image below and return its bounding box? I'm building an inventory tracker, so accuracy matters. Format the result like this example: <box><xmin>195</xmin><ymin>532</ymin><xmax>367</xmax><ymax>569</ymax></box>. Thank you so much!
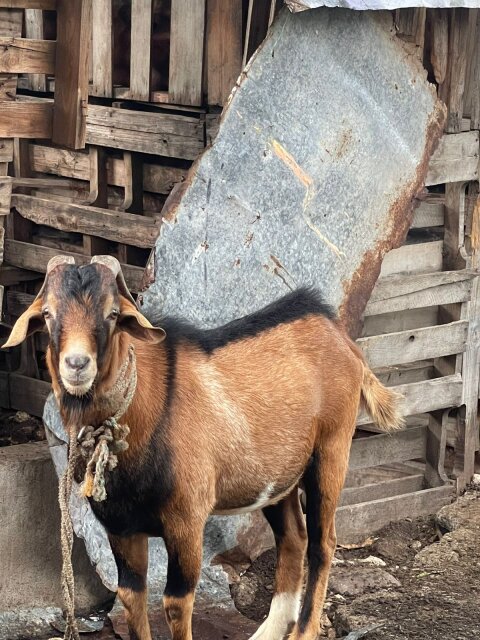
<box><xmin>271</xmin><ymin>139</ymin><xmax>312</xmax><ymax>188</ymax></box>
<box><xmin>302</xmin><ymin>212</ymin><xmax>345</xmax><ymax>260</ymax></box>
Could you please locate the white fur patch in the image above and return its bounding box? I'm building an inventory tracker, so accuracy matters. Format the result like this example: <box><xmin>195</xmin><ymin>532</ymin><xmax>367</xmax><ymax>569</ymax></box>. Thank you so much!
<box><xmin>217</xmin><ymin>483</ymin><xmax>275</xmax><ymax>515</ymax></box>
<box><xmin>249</xmin><ymin>592</ymin><xmax>301</xmax><ymax>640</ymax></box>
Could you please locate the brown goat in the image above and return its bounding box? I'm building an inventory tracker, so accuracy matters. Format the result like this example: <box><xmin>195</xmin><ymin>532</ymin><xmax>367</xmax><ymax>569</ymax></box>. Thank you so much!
<box><xmin>3</xmin><ymin>255</ymin><xmax>403</xmax><ymax>640</ymax></box>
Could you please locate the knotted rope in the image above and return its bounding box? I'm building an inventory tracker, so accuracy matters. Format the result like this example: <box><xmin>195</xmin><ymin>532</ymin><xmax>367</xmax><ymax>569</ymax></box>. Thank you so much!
<box><xmin>53</xmin><ymin>345</ymin><xmax>136</xmax><ymax>640</ymax></box>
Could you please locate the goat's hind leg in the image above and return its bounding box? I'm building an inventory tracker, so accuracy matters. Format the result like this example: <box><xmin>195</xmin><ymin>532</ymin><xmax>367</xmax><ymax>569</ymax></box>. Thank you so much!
<box><xmin>290</xmin><ymin>423</ymin><xmax>354</xmax><ymax>640</ymax></box>
<box><xmin>109</xmin><ymin>533</ymin><xmax>151</xmax><ymax>640</ymax></box>
<box><xmin>250</xmin><ymin>488</ymin><xmax>307</xmax><ymax>640</ymax></box>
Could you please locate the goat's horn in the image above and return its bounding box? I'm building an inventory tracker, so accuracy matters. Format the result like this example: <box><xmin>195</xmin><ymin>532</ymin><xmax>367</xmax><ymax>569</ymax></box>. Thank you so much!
<box><xmin>90</xmin><ymin>255</ymin><xmax>121</xmax><ymax>275</ymax></box>
<box><xmin>90</xmin><ymin>255</ymin><xmax>136</xmax><ymax>306</ymax></box>
<box><xmin>46</xmin><ymin>255</ymin><xmax>75</xmax><ymax>274</ymax></box>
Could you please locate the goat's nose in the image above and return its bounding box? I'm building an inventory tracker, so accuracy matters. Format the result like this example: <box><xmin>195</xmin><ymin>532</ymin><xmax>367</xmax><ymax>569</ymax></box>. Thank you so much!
<box><xmin>64</xmin><ymin>354</ymin><xmax>90</xmax><ymax>372</ymax></box>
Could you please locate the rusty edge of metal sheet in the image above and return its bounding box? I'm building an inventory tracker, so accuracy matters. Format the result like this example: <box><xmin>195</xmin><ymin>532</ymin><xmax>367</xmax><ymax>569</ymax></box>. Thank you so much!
<box><xmin>140</xmin><ymin>12</ymin><xmax>447</xmax><ymax>339</ymax></box>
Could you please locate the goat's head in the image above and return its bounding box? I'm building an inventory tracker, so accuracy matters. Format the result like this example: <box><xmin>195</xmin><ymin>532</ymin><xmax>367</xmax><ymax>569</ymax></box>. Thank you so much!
<box><xmin>3</xmin><ymin>256</ymin><xmax>165</xmax><ymax>397</ymax></box>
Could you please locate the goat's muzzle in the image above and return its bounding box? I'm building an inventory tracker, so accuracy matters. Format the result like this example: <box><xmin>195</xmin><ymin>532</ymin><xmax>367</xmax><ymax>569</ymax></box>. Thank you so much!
<box><xmin>60</xmin><ymin>349</ymin><xmax>97</xmax><ymax>396</ymax></box>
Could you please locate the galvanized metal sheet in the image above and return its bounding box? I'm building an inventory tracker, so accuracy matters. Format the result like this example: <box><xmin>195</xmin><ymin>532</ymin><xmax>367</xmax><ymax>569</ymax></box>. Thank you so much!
<box><xmin>286</xmin><ymin>0</ymin><xmax>480</xmax><ymax>10</ymax></box>
<box><xmin>140</xmin><ymin>8</ymin><xmax>444</xmax><ymax>337</ymax></box>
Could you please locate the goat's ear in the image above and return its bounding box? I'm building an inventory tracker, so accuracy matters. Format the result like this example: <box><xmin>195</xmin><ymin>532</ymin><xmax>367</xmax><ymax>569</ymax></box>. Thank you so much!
<box><xmin>2</xmin><ymin>298</ymin><xmax>45</xmax><ymax>349</ymax></box>
<box><xmin>117</xmin><ymin>297</ymin><xmax>166</xmax><ymax>344</ymax></box>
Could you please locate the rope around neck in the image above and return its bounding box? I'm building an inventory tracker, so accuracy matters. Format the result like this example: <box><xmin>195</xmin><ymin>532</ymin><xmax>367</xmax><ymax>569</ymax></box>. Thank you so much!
<box><xmin>53</xmin><ymin>345</ymin><xmax>136</xmax><ymax>640</ymax></box>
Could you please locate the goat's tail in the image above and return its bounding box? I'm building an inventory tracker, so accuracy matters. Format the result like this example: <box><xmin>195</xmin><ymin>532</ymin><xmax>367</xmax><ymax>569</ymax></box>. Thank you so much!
<box><xmin>361</xmin><ymin>365</ymin><xmax>405</xmax><ymax>432</ymax></box>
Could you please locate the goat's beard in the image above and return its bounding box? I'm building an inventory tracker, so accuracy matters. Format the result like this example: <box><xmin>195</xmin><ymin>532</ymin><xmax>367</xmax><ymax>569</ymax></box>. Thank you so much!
<box><xmin>59</xmin><ymin>386</ymin><xmax>95</xmax><ymax>427</ymax></box>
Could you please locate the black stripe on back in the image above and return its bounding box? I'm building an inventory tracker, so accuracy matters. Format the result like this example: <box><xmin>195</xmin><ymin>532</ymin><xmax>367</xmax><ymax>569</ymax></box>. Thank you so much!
<box><xmin>150</xmin><ymin>287</ymin><xmax>335</xmax><ymax>354</ymax></box>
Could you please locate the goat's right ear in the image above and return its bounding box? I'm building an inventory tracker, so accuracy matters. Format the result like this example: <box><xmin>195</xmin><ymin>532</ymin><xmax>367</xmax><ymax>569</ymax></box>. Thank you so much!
<box><xmin>2</xmin><ymin>298</ymin><xmax>45</xmax><ymax>349</ymax></box>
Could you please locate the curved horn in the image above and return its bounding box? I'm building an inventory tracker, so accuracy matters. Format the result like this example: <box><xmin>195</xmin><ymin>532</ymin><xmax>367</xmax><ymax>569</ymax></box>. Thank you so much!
<box><xmin>90</xmin><ymin>255</ymin><xmax>136</xmax><ymax>306</ymax></box>
<box><xmin>46</xmin><ymin>255</ymin><xmax>75</xmax><ymax>274</ymax></box>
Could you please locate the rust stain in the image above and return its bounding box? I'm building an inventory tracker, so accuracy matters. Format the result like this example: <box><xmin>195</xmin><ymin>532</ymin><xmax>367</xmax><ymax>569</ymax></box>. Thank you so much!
<box><xmin>339</xmin><ymin>100</ymin><xmax>447</xmax><ymax>339</ymax></box>
<box><xmin>334</xmin><ymin>128</ymin><xmax>353</xmax><ymax>160</ymax></box>
<box><xmin>470</xmin><ymin>193</ymin><xmax>480</xmax><ymax>269</ymax></box>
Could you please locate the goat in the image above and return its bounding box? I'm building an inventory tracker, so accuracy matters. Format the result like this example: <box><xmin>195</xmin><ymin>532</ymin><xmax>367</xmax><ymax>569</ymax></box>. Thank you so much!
<box><xmin>3</xmin><ymin>255</ymin><xmax>403</xmax><ymax>640</ymax></box>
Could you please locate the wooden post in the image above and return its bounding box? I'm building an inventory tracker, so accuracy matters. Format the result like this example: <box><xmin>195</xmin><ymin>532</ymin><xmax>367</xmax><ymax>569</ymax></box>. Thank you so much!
<box><xmin>24</xmin><ymin>9</ymin><xmax>46</xmax><ymax>92</ymax></box>
<box><xmin>129</xmin><ymin>0</ymin><xmax>153</xmax><ymax>101</ymax></box>
<box><xmin>83</xmin><ymin>146</ymin><xmax>110</xmax><ymax>256</ymax></box>
<box><xmin>395</xmin><ymin>8</ymin><xmax>426</xmax><ymax>61</ymax></box>
<box><xmin>52</xmin><ymin>0</ymin><xmax>91</xmax><ymax>149</ymax></box>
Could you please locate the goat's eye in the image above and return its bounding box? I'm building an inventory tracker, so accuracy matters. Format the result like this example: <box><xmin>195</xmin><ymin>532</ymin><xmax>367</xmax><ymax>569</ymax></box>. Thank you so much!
<box><xmin>42</xmin><ymin>309</ymin><xmax>51</xmax><ymax>319</ymax></box>
<box><xmin>109</xmin><ymin>309</ymin><xmax>120</xmax><ymax>320</ymax></box>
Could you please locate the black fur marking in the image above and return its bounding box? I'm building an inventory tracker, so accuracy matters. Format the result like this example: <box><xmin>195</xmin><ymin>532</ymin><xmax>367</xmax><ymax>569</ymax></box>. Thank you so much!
<box><xmin>263</xmin><ymin>502</ymin><xmax>286</xmax><ymax>545</ymax></box>
<box><xmin>298</xmin><ymin>453</ymin><xmax>324</xmax><ymax>633</ymax></box>
<box><xmin>164</xmin><ymin>550</ymin><xmax>197</xmax><ymax>599</ymax></box>
<box><xmin>149</xmin><ymin>287</ymin><xmax>335</xmax><ymax>354</ymax></box>
<box><xmin>113</xmin><ymin>552</ymin><xmax>146</xmax><ymax>593</ymax></box>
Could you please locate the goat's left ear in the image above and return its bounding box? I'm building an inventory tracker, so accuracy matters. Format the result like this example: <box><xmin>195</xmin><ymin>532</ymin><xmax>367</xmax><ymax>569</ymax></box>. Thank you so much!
<box><xmin>117</xmin><ymin>297</ymin><xmax>166</xmax><ymax>344</ymax></box>
<box><xmin>2</xmin><ymin>298</ymin><xmax>45</xmax><ymax>349</ymax></box>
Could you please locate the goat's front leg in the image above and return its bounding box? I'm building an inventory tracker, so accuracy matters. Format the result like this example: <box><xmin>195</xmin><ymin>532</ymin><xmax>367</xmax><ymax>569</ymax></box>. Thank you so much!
<box><xmin>109</xmin><ymin>533</ymin><xmax>151</xmax><ymax>640</ymax></box>
<box><xmin>162</xmin><ymin>519</ymin><xmax>204</xmax><ymax>640</ymax></box>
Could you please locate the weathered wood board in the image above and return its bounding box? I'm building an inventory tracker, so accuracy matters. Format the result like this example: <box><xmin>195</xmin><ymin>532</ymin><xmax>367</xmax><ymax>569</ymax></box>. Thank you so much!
<box><xmin>140</xmin><ymin>9</ymin><xmax>445</xmax><ymax>337</ymax></box>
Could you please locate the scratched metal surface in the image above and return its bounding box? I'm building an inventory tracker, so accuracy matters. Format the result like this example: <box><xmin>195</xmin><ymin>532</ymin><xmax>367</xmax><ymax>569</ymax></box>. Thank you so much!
<box><xmin>140</xmin><ymin>8</ymin><xmax>442</xmax><ymax>330</ymax></box>
<box><xmin>285</xmin><ymin>0</ymin><xmax>480</xmax><ymax>10</ymax></box>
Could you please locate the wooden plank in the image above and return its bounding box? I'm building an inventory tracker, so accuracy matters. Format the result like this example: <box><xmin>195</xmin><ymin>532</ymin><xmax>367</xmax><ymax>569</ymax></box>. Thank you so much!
<box><xmin>169</xmin><ymin>0</ymin><xmax>206</xmax><ymax>106</ymax></box>
<box><xmin>0</xmin><ymin>101</ymin><xmax>52</xmax><ymax>138</ymax></box>
<box><xmin>129</xmin><ymin>0</ymin><xmax>153</xmax><ymax>101</ymax></box>
<box><xmin>465</xmin><ymin>12</ymin><xmax>479</xmax><ymax>130</ymax></box>
<box><xmin>24</xmin><ymin>10</ymin><xmax>47</xmax><ymax>91</ymax></box>
<box><xmin>430</xmin><ymin>9</ymin><xmax>449</xmax><ymax>84</ymax></box>
<box><xmin>394</xmin><ymin>8</ymin><xmax>426</xmax><ymax>59</ymax></box>
<box><xmin>86</xmin><ymin>104</ymin><xmax>204</xmax><ymax>160</ymax></box>
<box><xmin>380</xmin><ymin>241</ymin><xmax>443</xmax><ymax>277</ymax></box>
<box><xmin>357</xmin><ymin>321</ymin><xmax>468</xmax><ymax>369</ymax></box>
<box><xmin>6</xmin><ymin>289</ymin><xmax>34</xmax><ymax>317</ymax></box>
<box><xmin>426</xmin><ymin>131</ymin><xmax>479</xmax><ymax>186</ymax></box>
<box><xmin>0</xmin><ymin>177</ymin><xmax>12</xmax><ymax>215</ymax></box>
<box><xmin>0</xmin><ymin>36</ymin><xmax>55</xmax><ymax>74</ymax></box>
<box><xmin>0</xmin><ymin>139</ymin><xmax>13</xmax><ymax>163</ymax></box>
<box><xmin>52</xmin><ymin>0</ymin><xmax>91</xmax><ymax>149</ymax></box>
<box><xmin>0</xmin><ymin>0</ymin><xmax>55</xmax><ymax>6</ymax></box>
<box><xmin>412</xmin><ymin>198</ymin><xmax>444</xmax><ymax>228</ymax></box>
<box><xmin>349</xmin><ymin>426</ymin><xmax>426</xmax><ymax>471</ymax></box>
<box><xmin>206</xmin><ymin>0</ymin><xmax>242</xmax><ymax>107</ymax></box>
<box><xmin>8</xmin><ymin>373</ymin><xmax>50</xmax><ymax>416</ymax></box>
<box><xmin>91</xmin><ymin>0</ymin><xmax>113</xmax><ymax>98</ymax></box>
<box><xmin>11</xmin><ymin>194</ymin><xmax>160</xmax><ymax>248</ymax></box>
<box><xmin>12</xmin><ymin>177</ymin><xmax>78</xmax><ymax>189</ymax></box>
<box><xmin>357</xmin><ymin>374</ymin><xmax>463</xmax><ymax>425</ymax></box>
<box><xmin>29</xmin><ymin>144</ymin><xmax>186</xmax><ymax>194</ymax></box>
<box><xmin>336</xmin><ymin>486</ymin><xmax>454</xmax><ymax>544</ymax></box>
<box><xmin>365</xmin><ymin>270</ymin><xmax>474</xmax><ymax>316</ymax></box>
<box><xmin>339</xmin><ymin>474</ymin><xmax>424</xmax><ymax>507</ymax></box>
<box><xmin>3</xmin><ymin>239</ymin><xmax>144</xmax><ymax>292</ymax></box>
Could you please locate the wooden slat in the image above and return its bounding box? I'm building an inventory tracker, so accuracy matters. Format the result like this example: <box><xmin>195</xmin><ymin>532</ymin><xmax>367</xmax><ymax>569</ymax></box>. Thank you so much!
<box><xmin>52</xmin><ymin>0</ymin><xmax>91</xmax><ymax>149</ymax></box>
<box><xmin>0</xmin><ymin>139</ymin><xmax>13</xmax><ymax>163</ymax></box>
<box><xmin>206</xmin><ymin>0</ymin><xmax>242</xmax><ymax>107</ymax></box>
<box><xmin>0</xmin><ymin>36</ymin><xmax>55</xmax><ymax>75</ymax></box>
<box><xmin>0</xmin><ymin>0</ymin><xmax>56</xmax><ymax>6</ymax></box>
<box><xmin>86</xmin><ymin>105</ymin><xmax>204</xmax><ymax>160</ymax></box>
<box><xmin>365</xmin><ymin>270</ymin><xmax>474</xmax><ymax>316</ymax></box>
<box><xmin>25</xmin><ymin>9</ymin><xmax>46</xmax><ymax>91</ymax></box>
<box><xmin>412</xmin><ymin>199</ymin><xmax>444</xmax><ymax>228</ymax></box>
<box><xmin>29</xmin><ymin>144</ymin><xmax>186</xmax><ymax>194</ymax></box>
<box><xmin>91</xmin><ymin>0</ymin><xmax>113</xmax><ymax>98</ymax></box>
<box><xmin>349</xmin><ymin>426</ymin><xmax>426</xmax><ymax>471</ymax></box>
<box><xmin>426</xmin><ymin>131</ymin><xmax>479</xmax><ymax>185</ymax></box>
<box><xmin>11</xmin><ymin>194</ymin><xmax>160</xmax><ymax>248</ymax></box>
<box><xmin>9</xmin><ymin>372</ymin><xmax>50</xmax><ymax>416</ymax></box>
<box><xmin>357</xmin><ymin>321</ymin><xmax>468</xmax><ymax>369</ymax></box>
<box><xmin>430</xmin><ymin>9</ymin><xmax>449</xmax><ymax>84</ymax></box>
<box><xmin>380</xmin><ymin>241</ymin><xmax>443</xmax><ymax>277</ymax></box>
<box><xmin>3</xmin><ymin>239</ymin><xmax>144</xmax><ymax>291</ymax></box>
<box><xmin>0</xmin><ymin>101</ymin><xmax>52</xmax><ymax>138</ymax></box>
<box><xmin>336</xmin><ymin>485</ymin><xmax>454</xmax><ymax>544</ymax></box>
<box><xmin>339</xmin><ymin>474</ymin><xmax>424</xmax><ymax>507</ymax></box>
<box><xmin>0</xmin><ymin>177</ymin><xmax>12</xmax><ymax>215</ymax></box>
<box><xmin>357</xmin><ymin>374</ymin><xmax>463</xmax><ymax>425</ymax></box>
<box><xmin>169</xmin><ymin>0</ymin><xmax>206</xmax><ymax>106</ymax></box>
<box><xmin>129</xmin><ymin>0</ymin><xmax>153</xmax><ymax>101</ymax></box>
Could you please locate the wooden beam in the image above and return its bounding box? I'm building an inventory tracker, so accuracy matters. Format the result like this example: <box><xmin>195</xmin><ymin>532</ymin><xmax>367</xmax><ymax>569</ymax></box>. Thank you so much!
<box><xmin>357</xmin><ymin>320</ymin><xmax>468</xmax><ymax>369</ymax></box>
<box><xmin>24</xmin><ymin>9</ymin><xmax>47</xmax><ymax>91</ymax></box>
<box><xmin>0</xmin><ymin>1</ymin><xmax>56</xmax><ymax>7</ymax></box>
<box><xmin>380</xmin><ymin>241</ymin><xmax>443</xmax><ymax>277</ymax></box>
<box><xmin>8</xmin><ymin>372</ymin><xmax>50</xmax><ymax>416</ymax></box>
<box><xmin>430</xmin><ymin>9</ymin><xmax>449</xmax><ymax>84</ymax></box>
<box><xmin>336</xmin><ymin>486</ymin><xmax>454</xmax><ymax>544</ymax></box>
<box><xmin>0</xmin><ymin>101</ymin><xmax>52</xmax><ymax>138</ymax></box>
<box><xmin>169</xmin><ymin>0</ymin><xmax>206</xmax><ymax>106</ymax></box>
<box><xmin>412</xmin><ymin>198</ymin><xmax>444</xmax><ymax>228</ymax></box>
<box><xmin>0</xmin><ymin>37</ymin><xmax>55</xmax><ymax>74</ymax></box>
<box><xmin>91</xmin><ymin>0</ymin><xmax>113</xmax><ymax>98</ymax></box>
<box><xmin>52</xmin><ymin>0</ymin><xmax>91</xmax><ymax>149</ymax></box>
<box><xmin>3</xmin><ymin>239</ymin><xmax>144</xmax><ymax>291</ymax></box>
<box><xmin>349</xmin><ymin>426</ymin><xmax>426</xmax><ymax>471</ymax></box>
<box><xmin>206</xmin><ymin>0</ymin><xmax>242</xmax><ymax>107</ymax></box>
<box><xmin>426</xmin><ymin>131</ymin><xmax>479</xmax><ymax>186</ymax></box>
<box><xmin>11</xmin><ymin>194</ymin><xmax>160</xmax><ymax>248</ymax></box>
<box><xmin>339</xmin><ymin>474</ymin><xmax>424</xmax><ymax>507</ymax></box>
<box><xmin>129</xmin><ymin>0</ymin><xmax>153</xmax><ymax>101</ymax></box>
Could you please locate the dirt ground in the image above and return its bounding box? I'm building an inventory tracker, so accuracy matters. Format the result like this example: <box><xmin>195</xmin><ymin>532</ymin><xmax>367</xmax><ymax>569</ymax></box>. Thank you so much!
<box><xmin>0</xmin><ymin>410</ymin><xmax>44</xmax><ymax>447</ymax></box>
<box><xmin>25</xmin><ymin>484</ymin><xmax>480</xmax><ymax>639</ymax></box>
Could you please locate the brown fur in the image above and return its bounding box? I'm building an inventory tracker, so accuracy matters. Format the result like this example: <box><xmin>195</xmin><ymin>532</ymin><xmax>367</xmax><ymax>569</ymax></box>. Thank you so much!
<box><xmin>3</xmin><ymin>267</ymin><xmax>404</xmax><ymax>640</ymax></box>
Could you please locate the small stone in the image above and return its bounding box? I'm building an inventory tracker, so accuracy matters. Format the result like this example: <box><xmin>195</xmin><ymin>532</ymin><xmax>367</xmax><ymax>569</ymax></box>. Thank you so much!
<box><xmin>357</xmin><ymin>556</ymin><xmax>386</xmax><ymax>567</ymax></box>
<box><xmin>329</xmin><ymin>567</ymin><xmax>400</xmax><ymax>597</ymax></box>
<box><xmin>471</xmin><ymin>474</ymin><xmax>480</xmax><ymax>487</ymax></box>
<box><xmin>410</xmin><ymin>540</ymin><xmax>422</xmax><ymax>550</ymax></box>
